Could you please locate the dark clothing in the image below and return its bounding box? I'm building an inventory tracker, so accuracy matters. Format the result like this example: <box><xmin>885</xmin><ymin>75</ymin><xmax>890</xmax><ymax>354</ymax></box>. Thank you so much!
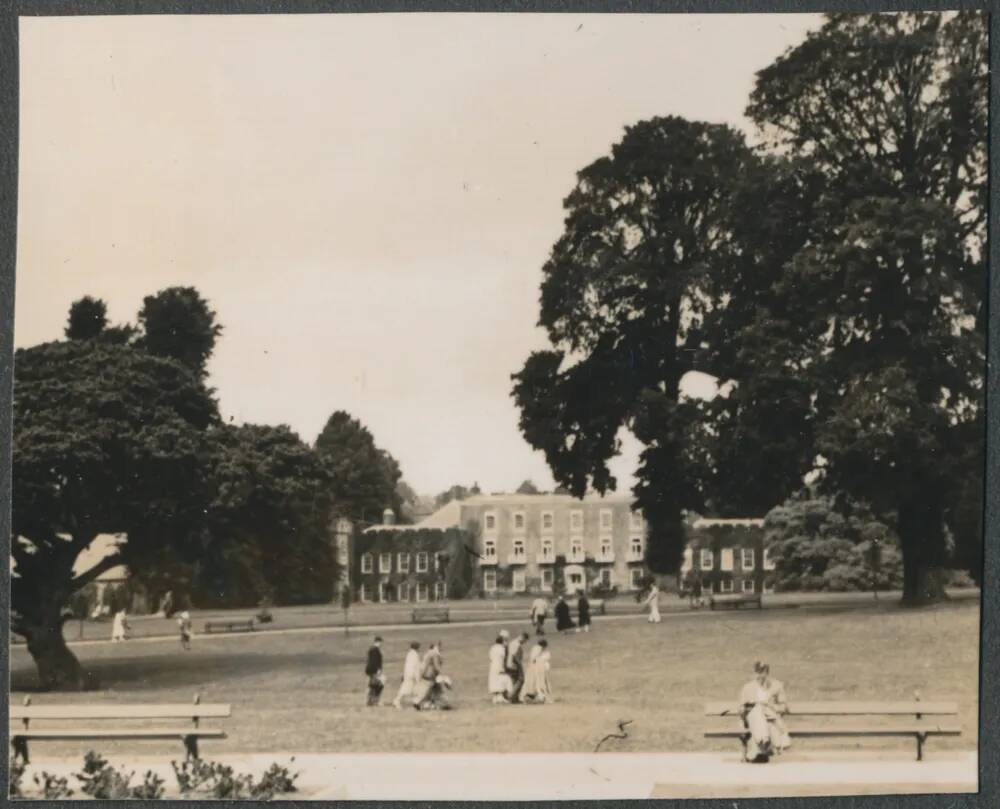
<box><xmin>507</xmin><ymin>641</ymin><xmax>526</xmax><ymax>702</ymax></box>
<box><xmin>577</xmin><ymin>596</ymin><xmax>591</xmax><ymax>628</ymax></box>
<box><xmin>365</xmin><ymin>646</ymin><xmax>383</xmax><ymax>677</ymax></box>
<box><xmin>555</xmin><ymin>600</ymin><xmax>575</xmax><ymax>632</ymax></box>
<box><xmin>534</xmin><ymin>615</ymin><xmax>546</xmax><ymax>635</ymax></box>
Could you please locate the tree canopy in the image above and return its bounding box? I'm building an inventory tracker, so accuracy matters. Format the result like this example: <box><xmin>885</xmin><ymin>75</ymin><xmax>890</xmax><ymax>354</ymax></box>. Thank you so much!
<box><xmin>65</xmin><ymin>296</ymin><xmax>108</xmax><ymax>340</ymax></box>
<box><xmin>137</xmin><ymin>286</ymin><xmax>223</xmax><ymax>377</ymax></box>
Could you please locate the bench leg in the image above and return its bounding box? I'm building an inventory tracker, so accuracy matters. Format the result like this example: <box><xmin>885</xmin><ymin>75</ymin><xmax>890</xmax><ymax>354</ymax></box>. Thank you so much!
<box><xmin>183</xmin><ymin>735</ymin><xmax>200</xmax><ymax>761</ymax></box>
<box><xmin>916</xmin><ymin>733</ymin><xmax>926</xmax><ymax>762</ymax></box>
<box><xmin>11</xmin><ymin>736</ymin><xmax>29</xmax><ymax>764</ymax></box>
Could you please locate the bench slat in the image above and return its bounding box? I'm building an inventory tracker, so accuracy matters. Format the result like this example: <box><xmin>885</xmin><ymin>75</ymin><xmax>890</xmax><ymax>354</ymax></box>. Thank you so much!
<box><xmin>705</xmin><ymin>724</ymin><xmax>961</xmax><ymax>737</ymax></box>
<box><xmin>10</xmin><ymin>729</ymin><xmax>227</xmax><ymax>740</ymax></box>
<box><xmin>704</xmin><ymin>701</ymin><xmax>959</xmax><ymax>716</ymax></box>
<box><xmin>11</xmin><ymin>704</ymin><xmax>231</xmax><ymax>720</ymax></box>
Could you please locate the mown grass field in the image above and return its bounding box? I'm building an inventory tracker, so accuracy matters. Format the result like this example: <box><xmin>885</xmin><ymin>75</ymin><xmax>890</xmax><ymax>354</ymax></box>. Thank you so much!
<box><xmin>10</xmin><ymin>597</ymin><xmax>980</xmax><ymax>756</ymax></box>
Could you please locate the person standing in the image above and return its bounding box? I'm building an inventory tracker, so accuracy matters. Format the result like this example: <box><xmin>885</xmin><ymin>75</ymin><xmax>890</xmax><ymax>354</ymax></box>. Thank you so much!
<box><xmin>506</xmin><ymin>632</ymin><xmax>528</xmax><ymax>703</ymax></box>
<box><xmin>554</xmin><ymin>595</ymin><xmax>575</xmax><ymax>633</ymax></box>
<box><xmin>488</xmin><ymin>635</ymin><xmax>511</xmax><ymax>704</ymax></box>
<box><xmin>393</xmin><ymin>641</ymin><xmax>422</xmax><ymax>709</ymax></box>
<box><xmin>644</xmin><ymin>582</ymin><xmax>662</xmax><ymax>623</ymax></box>
<box><xmin>365</xmin><ymin>636</ymin><xmax>385</xmax><ymax>707</ymax></box>
<box><xmin>414</xmin><ymin>641</ymin><xmax>447</xmax><ymax>710</ymax></box>
<box><xmin>177</xmin><ymin>611</ymin><xmax>193</xmax><ymax>650</ymax></box>
<box><xmin>524</xmin><ymin>639</ymin><xmax>552</xmax><ymax>703</ymax></box>
<box><xmin>110</xmin><ymin>609</ymin><xmax>129</xmax><ymax>642</ymax></box>
<box><xmin>576</xmin><ymin>591</ymin><xmax>591</xmax><ymax>633</ymax></box>
<box><xmin>530</xmin><ymin>596</ymin><xmax>549</xmax><ymax>635</ymax></box>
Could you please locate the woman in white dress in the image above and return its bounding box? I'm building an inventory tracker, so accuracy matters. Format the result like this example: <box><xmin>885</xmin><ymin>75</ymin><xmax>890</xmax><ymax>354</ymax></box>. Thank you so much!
<box><xmin>488</xmin><ymin>636</ymin><xmax>511</xmax><ymax>704</ymax></box>
<box><xmin>110</xmin><ymin>609</ymin><xmax>129</xmax><ymax>642</ymax></box>
<box><xmin>644</xmin><ymin>584</ymin><xmax>662</xmax><ymax>623</ymax></box>
<box><xmin>523</xmin><ymin>639</ymin><xmax>552</xmax><ymax>703</ymax></box>
<box><xmin>739</xmin><ymin>661</ymin><xmax>790</xmax><ymax>762</ymax></box>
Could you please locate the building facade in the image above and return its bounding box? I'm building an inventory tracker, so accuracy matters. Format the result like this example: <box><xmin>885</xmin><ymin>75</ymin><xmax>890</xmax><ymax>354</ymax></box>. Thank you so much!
<box><xmin>680</xmin><ymin>518</ymin><xmax>776</xmax><ymax>596</ymax></box>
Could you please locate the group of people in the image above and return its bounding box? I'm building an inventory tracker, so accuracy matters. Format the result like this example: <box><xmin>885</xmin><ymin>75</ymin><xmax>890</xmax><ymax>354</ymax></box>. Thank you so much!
<box><xmin>529</xmin><ymin>592</ymin><xmax>592</xmax><ymax>635</ymax></box>
<box><xmin>487</xmin><ymin>629</ymin><xmax>552</xmax><ymax>704</ymax></box>
<box><xmin>108</xmin><ymin>607</ymin><xmax>194</xmax><ymax>649</ymax></box>
<box><xmin>365</xmin><ymin>637</ymin><xmax>453</xmax><ymax>711</ymax></box>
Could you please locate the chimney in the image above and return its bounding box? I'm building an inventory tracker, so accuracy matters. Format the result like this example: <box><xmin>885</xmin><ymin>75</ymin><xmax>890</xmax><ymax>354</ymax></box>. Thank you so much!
<box><xmin>382</xmin><ymin>508</ymin><xmax>396</xmax><ymax>526</ymax></box>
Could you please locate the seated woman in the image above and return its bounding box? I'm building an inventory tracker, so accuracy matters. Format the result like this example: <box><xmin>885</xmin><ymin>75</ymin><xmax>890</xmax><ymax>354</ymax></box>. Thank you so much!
<box><xmin>739</xmin><ymin>661</ymin><xmax>790</xmax><ymax>762</ymax></box>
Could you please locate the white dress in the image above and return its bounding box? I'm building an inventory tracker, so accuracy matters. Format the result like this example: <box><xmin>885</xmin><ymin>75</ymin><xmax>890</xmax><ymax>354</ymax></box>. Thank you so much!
<box><xmin>488</xmin><ymin>643</ymin><xmax>510</xmax><ymax>695</ymax></box>
<box><xmin>646</xmin><ymin>587</ymin><xmax>662</xmax><ymax>623</ymax></box>
<box><xmin>110</xmin><ymin>611</ymin><xmax>127</xmax><ymax>642</ymax></box>
<box><xmin>524</xmin><ymin>645</ymin><xmax>552</xmax><ymax>702</ymax></box>
<box><xmin>395</xmin><ymin>649</ymin><xmax>422</xmax><ymax>702</ymax></box>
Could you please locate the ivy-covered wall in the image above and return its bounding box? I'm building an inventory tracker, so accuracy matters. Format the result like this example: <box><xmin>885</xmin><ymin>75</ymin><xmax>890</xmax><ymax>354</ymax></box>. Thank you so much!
<box><xmin>352</xmin><ymin>527</ymin><xmax>476</xmax><ymax>601</ymax></box>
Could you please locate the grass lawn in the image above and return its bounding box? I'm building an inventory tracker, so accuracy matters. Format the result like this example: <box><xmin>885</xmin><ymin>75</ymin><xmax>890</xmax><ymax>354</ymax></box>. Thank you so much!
<box><xmin>10</xmin><ymin>598</ymin><xmax>979</xmax><ymax>757</ymax></box>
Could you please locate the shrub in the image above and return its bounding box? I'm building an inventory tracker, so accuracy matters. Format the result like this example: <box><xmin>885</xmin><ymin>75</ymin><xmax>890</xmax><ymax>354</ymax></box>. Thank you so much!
<box><xmin>172</xmin><ymin>757</ymin><xmax>298</xmax><ymax>800</ymax></box>
<box><xmin>33</xmin><ymin>772</ymin><xmax>74</xmax><ymax>799</ymax></box>
<box><xmin>9</xmin><ymin>756</ymin><xmax>26</xmax><ymax>799</ymax></box>
<box><xmin>75</xmin><ymin>751</ymin><xmax>134</xmax><ymax>799</ymax></box>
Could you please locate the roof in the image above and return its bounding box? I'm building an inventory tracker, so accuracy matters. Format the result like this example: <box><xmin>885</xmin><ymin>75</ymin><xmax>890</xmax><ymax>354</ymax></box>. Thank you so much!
<box><xmin>459</xmin><ymin>492</ymin><xmax>634</xmax><ymax>507</ymax></box>
<box><xmin>691</xmin><ymin>518</ymin><xmax>765</xmax><ymax>529</ymax></box>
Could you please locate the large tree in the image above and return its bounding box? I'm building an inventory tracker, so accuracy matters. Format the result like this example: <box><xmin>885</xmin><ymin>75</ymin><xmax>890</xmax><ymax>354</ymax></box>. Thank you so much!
<box><xmin>12</xmin><ymin>340</ymin><xmax>218</xmax><ymax>689</ymax></box>
<box><xmin>137</xmin><ymin>286</ymin><xmax>223</xmax><ymax>377</ymax></box>
<box><xmin>314</xmin><ymin>411</ymin><xmax>404</xmax><ymax>525</ymax></box>
<box><xmin>739</xmin><ymin>12</ymin><xmax>987</xmax><ymax>604</ymax></box>
<box><xmin>512</xmin><ymin>116</ymin><xmax>756</xmax><ymax>573</ymax></box>
<box><xmin>64</xmin><ymin>296</ymin><xmax>108</xmax><ymax>341</ymax></box>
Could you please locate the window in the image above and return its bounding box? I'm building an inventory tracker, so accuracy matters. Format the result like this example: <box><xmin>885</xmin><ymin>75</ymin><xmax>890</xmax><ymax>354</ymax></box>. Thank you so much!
<box><xmin>541</xmin><ymin>569</ymin><xmax>554</xmax><ymax>589</ymax></box>
<box><xmin>541</xmin><ymin>539</ymin><xmax>554</xmax><ymax>559</ymax></box>
<box><xmin>631</xmin><ymin>537</ymin><xmax>644</xmax><ymax>558</ymax></box>
<box><xmin>720</xmin><ymin>578</ymin><xmax>734</xmax><ymax>593</ymax></box>
<box><xmin>600</xmin><ymin>509</ymin><xmax>613</xmax><ymax>530</ymax></box>
<box><xmin>741</xmin><ymin>548</ymin><xmax>755</xmax><ymax>570</ymax></box>
<box><xmin>513</xmin><ymin>512</ymin><xmax>525</xmax><ymax>531</ymax></box>
<box><xmin>570</xmin><ymin>510</ymin><xmax>583</xmax><ymax>530</ymax></box>
<box><xmin>763</xmin><ymin>547</ymin><xmax>776</xmax><ymax>571</ymax></box>
<box><xmin>742</xmin><ymin>578</ymin><xmax>755</xmax><ymax>593</ymax></box>
<box><xmin>721</xmin><ymin>548</ymin><xmax>734</xmax><ymax>572</ymax></box>
<box><xmin>630</xmin><ymin>568</ymin><xmax>644</xmax><ymax>589</ymax></box>
<box><xmin>359</xmin><ymin>582</ymin><xmax>369</xmax><ymax>602</ymax></box>
<box><xmin>570</xmin><ymin>537</ymin><xmax>584</xmax><ymax>560</ymax></box>
<box><xmin>379</xmin><ymin>552</ymin><xmax>392</xmax><ymax>574</ymax></box>
<box><xmin>513</xmin><ymin>539</ymin><xmax>526</xmax><ymax>559</ymax></box>
<box><xmin>599</xmin><ymin>569</ymin><xmax>612</xmax><ymax>587</ymax></box>
<box><xmin>398</xmin><ymin>553</ymin><xmax>410</xmax><ymax>574</ymax></box>
<box><xmin>681</xmin><ymin>547</ymin><xmax>693</xmax><ymax>571</ymax></box>
<box><xmin>379</xmin><ymin>581</ymin><xmax>390</xmax><ymax>602</ymax></box>
<box><xmin>484</xmin><ymin>512</ymin><xmax>497</xmax><ymax>532</ymax></box>
<box><xmin>568</xmin><ymin>572</ymin><xmax>583</xmax><ymax>588</ymax></box>
<box><xmin>416</xmin><ymin>552</ymin><xmax>429</xmax><ymax>572</ymax></box>
<box><xmin>630</xmin><ymin>510</ymin><xmax>644</xmax><ymax>530</ymax></box>
<box><xmin>434</xmin><ymin>581</ymin><xmax>447</xmax><ymax>601</ymax></box>
<box><xmin>541</xmin><ymin>511</ymin><xmax>554</xmax><ymax>532</ymax></box>
<box><xmin>483</xmin><ymin>569</ymin><xmax>497</xmax><ymax>592</ymax></box>
<box><xmin>700</xmin><ymin>548</ymin><xmax>714</xmax><ymax>570</ymax></box>
<box><xmin>434</xmin><ymin>552</ymin><xmax>442</xmax><ymax>571</ymax></box>
<box><xmin>512</xmin><ymin>570</ymin><xmax>526</xmax><ymax>592</ymax></box>
<box><xmin>416</xmin><ymin>582</ymin><xmax>428</xmax><ymax>602</ymax></box>
<box><xmin>398</xmin><ymin>583</ymin><xmax>410</xmax><ymax>602</ymax></box>
<box><xmin>484</xmin><ymin>540</ymin><xmax>497</xmax><ymax>561</ymax></box>
<box><xmin>361</xmin><ymin>553</ymin><xmax>373</xmax><ymax>574</ymax></box>
<box><xmin>600</xmin><ymin>538</ymin><xmax>612</xmax><ymax>558</ymax></box>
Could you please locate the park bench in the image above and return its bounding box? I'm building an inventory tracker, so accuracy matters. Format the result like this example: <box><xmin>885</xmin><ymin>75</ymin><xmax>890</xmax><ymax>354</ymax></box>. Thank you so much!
<box><xmin>9</xmin><ymin>695</ymin><xmax>231</xmax><ymax>763</ymax></box>
<box><xmin>203</xmin><ymin>618</ymin><xmax>256</xmax><ymax>634</ymax></box>
<box><xmin>703</xmin><ymin>698</ymin><xmax>961</xmax><ymax>761</ymax></box>
<box><xmin>412</xmin><ymin>607</ymin><xmax>450</xmax><ymax>623</ymax></box>
<box><xmin>709</xmin><ymin>592</ymin><xmax>762</xmax><ymax>610</ymax></box>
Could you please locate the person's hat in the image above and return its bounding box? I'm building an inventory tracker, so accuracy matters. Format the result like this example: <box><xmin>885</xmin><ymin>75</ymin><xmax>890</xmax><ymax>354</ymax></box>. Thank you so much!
<box><xmin>374</xmin><ymin>635</ymin><xmax>384</xmax><ymax>643</ymax></box>
<box><xmin>499</xmin><ymin>629</ymin><xmax>510</xmax><ymax>639</ymax></box>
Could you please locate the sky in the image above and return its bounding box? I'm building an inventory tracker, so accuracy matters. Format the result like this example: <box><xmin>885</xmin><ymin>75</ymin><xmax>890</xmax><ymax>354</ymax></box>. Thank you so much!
<box><xmin>16</xmin><ymin>12</ymin><xmax>822</xmax><ymax>497</ymax></box>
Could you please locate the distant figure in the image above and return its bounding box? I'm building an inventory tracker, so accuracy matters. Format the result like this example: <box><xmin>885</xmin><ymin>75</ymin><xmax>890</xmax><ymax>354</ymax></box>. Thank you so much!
<box><xmin>365</xmin><ymin>636</ymin><xmax>385</xmax><ymax>707</ymax></box>
<box><xmin>393</xmin><ymin>642</ymin><xmax>422</xmax><ymax>709</ymax></box>
<box><xmin>530</xmin><ymin>596</ymin><xmax>549</xmax><ymax>635</ymax></box>
<box><xmin>506</xmin><ymin>631</ymin><xmax>529</xmax><ymax>702</ymax></box>
<box><xmin>177</xmin><ymin>611</ymin><xmax>193</xmax><ymax>650</ymax></box>
<box><xmin>524</xmin><ymin>639</ymin><xmax>552</xmax><ymax>703</ymax></box>
<box><xmin>488</xmin><ymin>635</ymin><xmax>511</xmax><ymax>704</ymax></box>
<box><xmin>691</xmin><ymin>577</ymin><xmax>703</xmax><ymax>609</ymax></box>
<box><xmin>554</xmin><ymin>595</ymin><xmax>575</xmax><ymax>633</ymax></box>
<box><xmin>739</xmin><ymin>661</ymin><xmax>790</xmax><ymax>762</ymax></box>
<box><xmin>414</xmin><ymin>641</ymin><xmax>451</xmax><ymax>710</ymax></box>
<box><xmin>576</xmin><ymin>591</ymin><xmax>591</xmax><ymax>633</ymax></box>
<box><xmin>644</xmin><ymin>583</ymin><xmax>662</xmax><ymax>623</ymax></box>
<box><xmin>110</xmin><ymin>609</ymin><xmax>129</xmax><ymax>642</ymax></box>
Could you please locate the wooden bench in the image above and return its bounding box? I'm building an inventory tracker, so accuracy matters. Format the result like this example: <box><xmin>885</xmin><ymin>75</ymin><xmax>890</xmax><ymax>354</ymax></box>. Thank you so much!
<box><xmin>203</xmin><ymin>618</ymin><xmax>255</xmax><ymax>634</ymax></box>
<box><xmin>704</xmin><ymin>699</ymin><xmax>961</xmax><ymax>761</ymax></box>
<box><xmin>9</xmin><ymin>695</ymin><xmax>231</xmax><ymax>763</ymax></box>
<box><xmin>709</xmin><ymin>593</ymin><xmax>762</xmax><ymax>610</ymax></box>
<box><xmin>412</xmin><ymin>607</ymin><xmax>450</xmax><ymax>624</ymax></box>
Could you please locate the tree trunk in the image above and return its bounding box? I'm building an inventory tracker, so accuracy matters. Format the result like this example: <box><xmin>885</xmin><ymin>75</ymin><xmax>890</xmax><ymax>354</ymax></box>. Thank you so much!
<box><xmin>898</xmin><ymin>500</ymin><xmax>949</xmax><ymax>606</ymax></box>
<box><xmin>23</xmin><ymin>620</ymin><xmax>90</xmax><ymax>691</ymax></box>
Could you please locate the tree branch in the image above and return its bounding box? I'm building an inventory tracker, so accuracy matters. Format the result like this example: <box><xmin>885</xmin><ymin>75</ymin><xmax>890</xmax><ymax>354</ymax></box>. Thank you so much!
<box><xmin>71</xmin><ymin>552</ymin><xmax>125</xmax><ymax>591</ymax></box>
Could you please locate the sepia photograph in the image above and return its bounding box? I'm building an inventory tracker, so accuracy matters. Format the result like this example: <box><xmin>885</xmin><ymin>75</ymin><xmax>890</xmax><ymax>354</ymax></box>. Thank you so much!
<box><xmin>5</xmin><ymin>6</ymin><xmax>990</xmax><ymax>801</ymax></box>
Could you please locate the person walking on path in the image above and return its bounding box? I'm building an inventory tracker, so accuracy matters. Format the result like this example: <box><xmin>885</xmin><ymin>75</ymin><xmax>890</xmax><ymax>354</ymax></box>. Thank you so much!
<box><xmin>177</xmin><ymin>611</ymin><xmax>193</xmax><ymax>650</ymax></box>
<box><xmin>524</xmin><ymin>639</ymin><xmax>552</xmax><ymax>703</ymax></box>
<box><xmin>554</xmin><ymin>595</ymin><xmax>575</xmax><ymax>633</ymax></box>
<box><xmin>644</xmin><ymin>582</ymin><xmax>662</xmax><ymax>623</ymax></box>
<box><xmin>530</xmin><ymin>596</ymin><xmax>549</xmax><ymax>635</ymax></box>
<box><xmin>414</xmin><ymin>641</ymin><xmax>450</xmax><ymax>710</ymax></box>
<box><xmin>506</xmin><ymin>631</ymin><xmax>529</xmax><ymax>703</ymax></box>
<box><xmin>365</xmin><ymin>636</ymin><xmax>385</xmax><ymax>707</ymax></box>
<box><xmin>576</xmin><ymin>591</ymin><xmax>591</xmax><ymax>633</ymax></box>
<box><xmin>110</xmin><ymin>609</ymin><xmax>129</xmax><ymax>643</ymax></box>
<box><xmin>393</xmin><ymin>641</ymin><xmax>422</xmax><ymax>709</ymax></box>
<box><xmin>488</xmin><ymin>635</ymin><xmax>511</xmax><ymax>704</ymax></box>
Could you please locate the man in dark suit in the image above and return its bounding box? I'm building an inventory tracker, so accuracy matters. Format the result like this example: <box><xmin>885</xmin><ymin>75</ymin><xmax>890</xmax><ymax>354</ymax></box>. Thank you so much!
<box><xmin>365</xmin><ymin>636</ymin><xmax>385</xmax><ymax>706</ymax></box>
